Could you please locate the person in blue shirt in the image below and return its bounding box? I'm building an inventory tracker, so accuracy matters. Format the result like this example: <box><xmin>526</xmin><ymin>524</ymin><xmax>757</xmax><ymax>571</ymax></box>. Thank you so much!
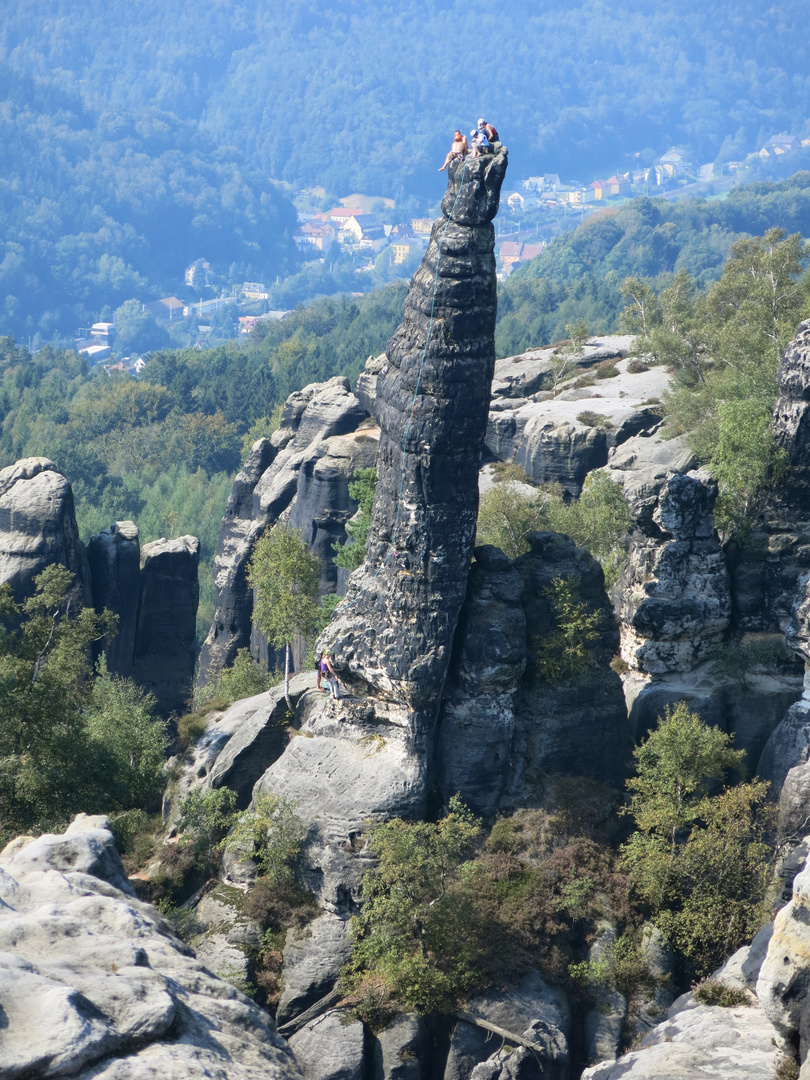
<box><xmin>471</xmin><ymin>127</ymin><xmax>489</xmax><ymax>156</ymax></box>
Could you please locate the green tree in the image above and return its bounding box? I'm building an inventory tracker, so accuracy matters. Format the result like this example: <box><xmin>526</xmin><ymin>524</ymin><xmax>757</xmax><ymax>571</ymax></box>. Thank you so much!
<box><xmin>113</xmin><ymin>299</ymin><xmax>171</xmax><ymax>356</ymax></box>
<box><xmin>0</xmin><ymin>566</ymin><xmax>167</xmax><ymax>841</ymax></box>
<box><xmin>536</xmin><ymin>576</ymin><xmax>603</xmax><ymax>682</ymax></box>
<box><xmin>548</xmin><ymin>471</ymin><xmax>630</xmax><ymax>585</ymax></box>
<box><xmin>619</xmin><ymin>276</ymin><xmax>662</xmax><ymax>339</ymax></box>
<box><xmin>343</xmin><ymin>796</ymin><xmax>483</xmax><ymax>1018</ymax></box>
<box><xmin>621</xmin><ymin>702</ymin><xmax>773</xmax><ymax>976</ymax></box>
<box><xmin>661</xmin><ymin>229</ymin><xmax>809</xmax><ymax>534</ymax></box>
<box><xmin>178</xmin><ymin>786</ymin><xmax>239</xmax><ymax>875</ymax></box>
<box><xmin>86</xmin><ymin>664</ymin><xmax>167</xmax><ymax>810</ymax></box>
<box><xmin>475</xmin><ymin>479</ymin><xmax>555</xmax><ymax>559</ymax></box>
<box><xmin>333</xmin><ymin>466</ymin><xmax>377</xmax><ymax>571</ymax></box>
<box><xmin>226</xmin><ymin>793</ymin><xmax>306</xmax><ymax>886</ymax></box>
<box><xmin>248</xmin><ymin>525</ymin><xmax>321</xmax><ymax>709</ymax></box>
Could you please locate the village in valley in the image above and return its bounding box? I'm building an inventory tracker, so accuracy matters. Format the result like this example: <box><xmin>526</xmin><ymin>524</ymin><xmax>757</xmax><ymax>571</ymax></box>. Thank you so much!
<box><xmin>74</xmin><ymin>131</ymin><xmax>810</xmax><ymax>366</ymax></box>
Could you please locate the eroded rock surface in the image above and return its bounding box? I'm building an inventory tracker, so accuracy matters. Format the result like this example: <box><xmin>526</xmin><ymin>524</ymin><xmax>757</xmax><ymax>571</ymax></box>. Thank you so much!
<box><xmin>132</xmin><ymin>535</ymin><xmax>200</xmax><ymax>716</ymax></box>
<box><xmin>0</xmin><ymin>456</ymin><xmax>91</xmax><ymax>607</ymax></box>
<box><xmin>0</xmin><ymin>815</ymin><xmax>302</xmax><ymax>1080</ymax></box>
<box><xmin>199</xmin><ymin>381</ymin><xmax>374</xmax><ymax>683</ymax></box>
<box><xmin>87</xmin><ymin>520</ymin><xmax>141</xmax><ymax>678</ymax></box>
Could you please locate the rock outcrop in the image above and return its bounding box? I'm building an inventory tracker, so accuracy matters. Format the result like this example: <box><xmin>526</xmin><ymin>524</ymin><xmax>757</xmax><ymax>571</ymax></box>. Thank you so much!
<box><xmin>320</xmin><ymin>148</ymin><xmax>507</xmax><ymax>725</ymax></box>
<box><xmin>248</xmin><ymin>150</ymin><xmax>508</xmax><ymax>916</ymax></box>
<box><xmin>87</xmin><ymin>520</ymin><xmax>141</xmax><ymax>678</ymax></box>
<box><xmin>0</xmin><ymin>814</ymin><xmax>302</xmax><ymax>1080</ymax></box>
<box><xmin>486</xmin><ymin>341</ymin><xmax>666</xmax><ymax>495</ymax></box>
<box><xmin>0</xmin><ymin>456</ymin><xmax>91</xmax><ymax>607</ymax></box>
<box><xmin>199</xmin><ymin>380</ymin><xmax>375</xmax><ymax>683</ymax></box>
<box><xmin>132</xmin><ymin>535</ymin><xmax>200</xmax><ymax>716</ymax></box>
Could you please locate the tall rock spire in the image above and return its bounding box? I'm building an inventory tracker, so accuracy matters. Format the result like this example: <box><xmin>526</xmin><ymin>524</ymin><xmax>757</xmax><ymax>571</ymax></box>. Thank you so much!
<box><xmin>320</xmin><ymin>147</ymin><xmax>508</xmax><ymax>722</ymax></box>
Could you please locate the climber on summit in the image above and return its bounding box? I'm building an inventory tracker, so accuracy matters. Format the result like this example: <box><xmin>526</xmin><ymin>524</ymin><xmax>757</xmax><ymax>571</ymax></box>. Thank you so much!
<box><xmin>470</xmin><ymin>126</ymin><xmax>489</xmax><ymax>157</ymax></box>
<box><xmin>477</xmin><ymin>118</ymin><xmax>499</xmax><ymax>145</ymax></box>
<box><xmin>439</xmin><ymin>129</ymin><xmax>468</xmax><ymax>171</ymax></box>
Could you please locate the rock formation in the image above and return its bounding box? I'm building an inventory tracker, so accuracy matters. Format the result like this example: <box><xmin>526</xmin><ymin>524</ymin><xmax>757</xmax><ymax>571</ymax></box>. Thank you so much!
<box><xmin>0</xmin><ymin>814</ymin><xmax>302</xmax><ymax>1080</ymax></box>
<box><xmin>0</xmin><ymin>456</ymin><xmax>91</xmax><ymax>607</ymax></box>
<box><xmin>198</xmin><ymin>379</ymin><xmax>375</xmax><ymax>683</ymax></box>
<box><xmin>252</xmin><ymin>149</ymin><xmax>508</xmax><ymax>919</ymax></box>
<box><xmin>131</xmin><ymin>535</ymin><xmax>200</xmax><ymax>716</ymax></box>
<box><xmin>486</xmin><ymin>341</ymin><xmax>665</xmax><ymax>495</ymax></box>
<box><xmin>87</xmin><ymin>520</ymin><xmax>141</xmax><ymax>678</ymax></box>
<box><xmin>320</xmin><ymin>147</ymin><xmax>508</xmax><ymax>729</ymax></box>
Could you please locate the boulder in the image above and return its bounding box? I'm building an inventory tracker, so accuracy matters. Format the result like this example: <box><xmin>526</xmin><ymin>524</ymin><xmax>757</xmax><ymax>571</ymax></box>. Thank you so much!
<box><xmin>580</xmin><ymin>991</ymin><xmax>782</xmax><ymax>1080</ymax></box>
<box><xmin>758</xmin><ymin>695</ymin><xmax>810</xmax><ymax>833</ymax></box>
<box><xmin>371</xmin><ymin>1013</ymin><xmax>425</xmax><ymax>1080</ymax></box>
<box><xmin>287</xmin><ymin>1010</ymin><xmax>365</xmax><ymax>1080</ymax></box>
<box><xmin>207</xmin><ymin>672</ymin><xmax>317</xmax><ymax>808</ymax></box>
<box><xmin>87</xmin><ymin>520</ymin><xmax>141</xmax><ymax>678</ymax></box>
<box><xmin>276</xmin><ymin>912</ymin><xmax>353</xmax><ymax>1026</ymax></box>
<box><xmin>444</xmin><ymin>971</ymin><xmax>569</xmax><ymax>1080</ymax></box>
<box><xmin>0</xmin><ymin>456</ymin><xmax>91</xmax><ymax>607</ymax></box>
<box><xmin>132</xmin><ymin>535</ymin><xmax>199</xmax><ymax>716</ymax></box>
<box><xmin>619</xmin><ymin>470</ymin><xmax>731</xmax><ymax>675</ymax></box>
<box><xmin>0</xmin><ymin>814</ymin><xmax>302</xmax><ymax>1080</ymax></box>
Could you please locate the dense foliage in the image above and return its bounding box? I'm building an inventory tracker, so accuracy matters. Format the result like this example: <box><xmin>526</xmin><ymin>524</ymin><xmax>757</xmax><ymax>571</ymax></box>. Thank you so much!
<box><xmin>621</xmin><ymin>703</ymin><xmax>773</xmax><ymax>977</ymax></box>
<box><xmin>632</xmin><ymin>228</ymin><xmax>810</xmax><ymax>533</ymax></box>
<box><xmin>4</xmin><ymin>0</ymin><xmax>810</xmax><ymax>201</ymax></box>
<box><xmin>0</xmin><ymin>566</ymin><xmax>167</xmax><ymax>843</ymax></box>
<box><xmin>497</xmin><ymin>174</ymin><xmax>810</xmax><ymax>355</ymax></box>
<box><xmin>476</xmin><ymin>470</ymin><xmax>630</xmax><ymax>584</ymax></box>
<box><xmin>0</xmin><ymin>64</ymin><xmax>298</xmax><ymax>342</ymax></box>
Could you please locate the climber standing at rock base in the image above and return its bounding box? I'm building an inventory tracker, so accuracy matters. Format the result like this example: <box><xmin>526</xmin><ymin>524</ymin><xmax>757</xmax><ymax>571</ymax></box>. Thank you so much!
<box><xmin>316</xmin><ymin>650</ymin><xmax>340</xmax><ymax>699</ymax></box>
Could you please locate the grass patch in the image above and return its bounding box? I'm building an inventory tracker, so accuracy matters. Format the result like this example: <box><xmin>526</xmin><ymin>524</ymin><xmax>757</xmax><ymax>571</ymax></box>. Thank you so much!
<box><xmin>692</xmin><ymin>978</ymin><xmax>750</xmax><ymax>1007</ymax></box>
<box><xmin>577</xmin><ymin>410</ymin><xmax>614</xmax><ymax>429</ymax></box>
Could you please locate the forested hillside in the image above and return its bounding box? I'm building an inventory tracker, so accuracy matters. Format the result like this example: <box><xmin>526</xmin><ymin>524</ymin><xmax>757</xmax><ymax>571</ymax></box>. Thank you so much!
<box><xmin>497</xmin><ymin>172</ymin><xmax>810</xmax><ymax>354</ymax></box>
<box><xmin>0</xmin><ymin>285</ymin><xmax>406</xmax><ymax>643</ymax></box>
<box><xmin>4</xmin><ymin>0</ymin><xmax>810</xmax><ymax>199</ymax></box>
<box><xmin>0</xmin><ymin>64</ymin><xmax>298</xmax><ymax>342</ymax></box>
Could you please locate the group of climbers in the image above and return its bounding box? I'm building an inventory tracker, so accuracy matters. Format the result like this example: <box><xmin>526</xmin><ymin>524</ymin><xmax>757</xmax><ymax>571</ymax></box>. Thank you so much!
<box><xmin>438</xmin><ymin>118</ymin><xmax>500</xmax><ymax>171</ymax></box>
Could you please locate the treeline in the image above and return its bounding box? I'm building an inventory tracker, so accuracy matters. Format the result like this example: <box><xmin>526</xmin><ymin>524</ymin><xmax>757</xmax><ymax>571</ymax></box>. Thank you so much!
<box><xmin>0</xmin><ymin>285</ymin><xmax>406</xmax><ymax>644</ymax></box>
<box><xmin>0</xmin><ymin>63</ymin><xmax>299</xmax><ymax>342</ymax></box>
<box><xmin>4</xmin><ymin>0</ymin><xmax>810</xmax><ymax>200</ymax></box>
<box><xmin>496</xmin><ymin>172</ymin><xmax>810</xmax><ymax>355</ymax></box>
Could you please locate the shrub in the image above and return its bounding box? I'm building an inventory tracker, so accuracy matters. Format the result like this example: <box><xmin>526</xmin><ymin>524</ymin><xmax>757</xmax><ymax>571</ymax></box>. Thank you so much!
<box><xmin>692</xmin><ymin>978</ymin><xmax>750</xmax><ymax>1007</ymax></box>
<box><xmin>577</xmin><ymin>410</ymin><xmax>614</xmax><ymax>429</ymax></box>
<box><xmin>194</xmin><ymin>649</ymin><xmax>280</xmax><ymax>710</ymax></box>
<box><xmin>536</xmin><ymin>577</ymin><xmax>603</xmax><ymax>683</ymax></box>
<box><xmin>227</xmin><ymin>793</ymin><xmax>307</xmax><ymax>886</ymax></box>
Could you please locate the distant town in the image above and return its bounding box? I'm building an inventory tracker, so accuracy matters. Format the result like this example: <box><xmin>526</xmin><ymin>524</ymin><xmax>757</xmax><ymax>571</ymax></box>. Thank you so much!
<box><xmin>74</xmin><ymin>131</ymin><xmax>810</xmax><ymax>366</ymax></box>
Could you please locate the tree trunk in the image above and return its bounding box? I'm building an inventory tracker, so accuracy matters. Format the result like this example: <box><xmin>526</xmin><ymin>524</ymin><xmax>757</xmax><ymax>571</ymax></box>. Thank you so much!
<box><xmin>284</xmin><ymin>642</ymin><xmax>292</xmax><ymax>712</ymax></box>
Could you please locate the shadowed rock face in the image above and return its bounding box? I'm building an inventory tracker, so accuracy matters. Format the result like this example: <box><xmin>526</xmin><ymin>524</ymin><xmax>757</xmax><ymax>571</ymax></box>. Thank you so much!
<box><xmin>132</xmin><ymin>535</ymin><xmax>199</xmax><ymax>716</ymax></box>
<box><xmin>320</xmin><ymin>148</ymin><xmax>508</xmax><ymax>731</ymax></box>
<box><xmin>87</xmin><ymin>520</ymin><xmax>140</xmax><ymax>678</ymax></box>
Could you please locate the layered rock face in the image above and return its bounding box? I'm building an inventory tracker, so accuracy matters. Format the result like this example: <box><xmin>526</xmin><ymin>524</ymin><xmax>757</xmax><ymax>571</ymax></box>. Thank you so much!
<box><xmin>619</xmin><ymin>470</ymin><xmax>731</xmax><ymax>675</ymax></box>
<box><xmin>320</xmin><ymin>148</ymin><xmax>507</xmax><ymax>730</ymax></box>
<box><xmin>0</xmin><ymin>456</ymin><xmax>91</xmax><ymax>607</ymax></box>
<box><xmin>131</xmin><ymin>535</ymin><xmax>200</xmax><ymax>715</ymax></box>
<box><xmin>0</xmin><ymin>815</ymin><xmax>302</xmax><ymax>1080</ymax></box>
<box><xmin>87</xmin><ymin>520</ymin><xmax>141</xmax><ymax>678</ymax></box>
<box><xmin>486</xmin><ymin>340</ymin><xmax>666</xmax><ymax>495</ymax></box>
<box><xmin>199</xmin><ymin>379</ymin><xmax>375</xmax><ymax>683</ymax></box>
